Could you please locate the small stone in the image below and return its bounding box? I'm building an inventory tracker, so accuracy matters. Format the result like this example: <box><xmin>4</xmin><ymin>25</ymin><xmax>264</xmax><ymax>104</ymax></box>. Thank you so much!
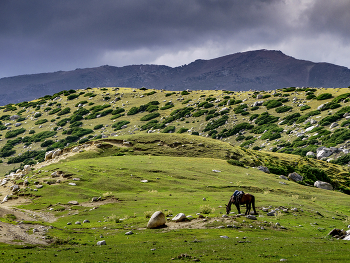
<box><xmin>69</xmin><ymin>183</ymin><xmax>77</xmax><ymax>186</ymax></box>
<box><xmin>75</xmin><ymin>221</ymin><xmax>81</xmax><ymax>225</ymax></box>
<box><xmin>220</xmin><ymin>235</ymin><xmax>229</xmax><ymax>239</ymax></box>
<box><xmin>68</xmin><ymin>201</ymin><xmax>79</xmax><ymax>205</ymax></box>
<box><xmin>83</xmin><ymin>219</ymin><xmax>90</xmax><ymax>223</ymax></box>
<box><xmin>97</xmin><ymin>240</ymin><xmax>106</xmax><ymax>245</ymax></box>
<box><xmin>125</xmin><ymin>231</ymin><xmax>133</xmax><ymax>235</ymax></box>
<box><xmin>67</xmin><ymin>222</ymin><xmax>72</xmax><ymax>225</ymax></box>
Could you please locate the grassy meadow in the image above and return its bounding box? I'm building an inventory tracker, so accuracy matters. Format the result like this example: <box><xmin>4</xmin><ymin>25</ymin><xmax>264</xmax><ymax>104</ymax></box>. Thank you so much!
<box><xmin>0</xmin><ymin>134</ymin><xmax>350</xmax><ymax>262</ymax></box>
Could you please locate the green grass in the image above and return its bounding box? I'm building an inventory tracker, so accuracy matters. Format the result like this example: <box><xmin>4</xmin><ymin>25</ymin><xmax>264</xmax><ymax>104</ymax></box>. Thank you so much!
<box><xmin>0</xmin><ymin>134</ymin><xmax>349</xmax><ymax>261</ymax></box>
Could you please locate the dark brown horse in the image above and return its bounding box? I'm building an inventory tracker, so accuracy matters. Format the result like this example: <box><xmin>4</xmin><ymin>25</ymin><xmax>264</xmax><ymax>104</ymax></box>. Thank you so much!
<box><xmin>226</xmin><ymin>193</ymin><xmax>257</xmax><ymax>215</ymax></box>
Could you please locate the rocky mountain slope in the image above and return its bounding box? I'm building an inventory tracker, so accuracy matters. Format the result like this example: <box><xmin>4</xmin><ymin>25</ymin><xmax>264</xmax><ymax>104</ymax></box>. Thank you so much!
<box><xmin>1</xmin><ymin>49</ymin><xmax>350</xmax><ymax>105</ymax></box>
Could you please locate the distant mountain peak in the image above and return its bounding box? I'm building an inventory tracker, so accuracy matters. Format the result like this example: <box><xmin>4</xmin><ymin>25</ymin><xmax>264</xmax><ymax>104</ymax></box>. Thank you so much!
<box><xmin>0</xmin><ymin>49</ymin><xmax>350</xmax><ymax>105</ymax></box>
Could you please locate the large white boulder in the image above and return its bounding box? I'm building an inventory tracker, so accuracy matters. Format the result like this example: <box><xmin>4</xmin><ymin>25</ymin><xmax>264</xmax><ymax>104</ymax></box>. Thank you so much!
<box><xmin>147</xmin><ymin>211</ymin><xmax>166</xmax><ymax>229</ymax></box>
<box><xmin>314</xmin><ymin>181</ymin><xmax>333</xmax><ymax>190</ymax></box>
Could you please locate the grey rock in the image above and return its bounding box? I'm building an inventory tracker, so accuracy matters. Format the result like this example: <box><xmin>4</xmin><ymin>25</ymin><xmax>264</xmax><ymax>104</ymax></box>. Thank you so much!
<box><xmin>172</xmin><ymin>213</ymin><xmax>187</xmax><ymax>222</ymax></box>
<box><xmin>83</xmin><ymin>219</ymin><xmax>90</xmax><ymax>223</ymax></box>
<box><xmin>257</xmin><ymin>166</ymin><xmax>270</xmax><ymax>173</ymax></box>
<box><xmin>288</xmin><ymin>172</ymin><xmax>303</xmax><ymax>182</ymax></box>
<box><xmin>330</xmin><ymin>122</ymin><xmax>338</xmax><ymax>129</ymax></box>
<box><xmin>10</xmin><ymin>115</ymin><xmax>20</xmax><ymax>121</ymax></box>
<box><xmin>267</xmin><ymin>211</ymin><xmax>275</xmax><ymax>216</ymax></box>
<box><xmin>220</xmin><ymin>235</ymin><xmax>229</xmax><ymax>239</ymax></box>
<box><xmin>314</xmin><ymin>181</ymin><xmax>333</xmax><ymax>190</ymax></box>
<box><xmin>246</xmin><ymin>215</ymin><xmax>257</xmax><ymax>220</ymax></box>
<box><xmin>279</xmin><ymin>175</ymin><xmax>288</xmax><ymax>180</ymax></box>
<box><xmin>14</xmin><ymin>122</ymin><xmax>22</xmax><ymax>127</ymax></box>
<box><xmin>147</xmin><ymin>211</ymin><xmax>166</xmax><ymax>229</ymax></box>
<box><xmin>97</xmin><ymin>240</ymin><xmax>106</xmax><ymax>245</ymax></box>
<box><xmin>125</xmin><ymin>231</ymin><xmax>133</xmax><ymax>235</ymax></box>
<box><xmin>75</xmin><ymin>221</ymin><xmax>81</xmax><ymax>225</ymax></box>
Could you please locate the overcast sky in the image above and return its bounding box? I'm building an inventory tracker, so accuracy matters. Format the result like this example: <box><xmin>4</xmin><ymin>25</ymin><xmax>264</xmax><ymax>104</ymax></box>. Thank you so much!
<box><xmin>1</xmin><ymin>0</ymin><xmax>350</xmax><ymax>78</ymax></box>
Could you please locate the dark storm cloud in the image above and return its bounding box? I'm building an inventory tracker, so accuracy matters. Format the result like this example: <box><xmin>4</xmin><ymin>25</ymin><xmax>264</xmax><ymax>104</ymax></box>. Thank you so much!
<box><xmin>0</xmin><ymin>0</ymin><xmax>349</xmax><ymax>78</ymax></box>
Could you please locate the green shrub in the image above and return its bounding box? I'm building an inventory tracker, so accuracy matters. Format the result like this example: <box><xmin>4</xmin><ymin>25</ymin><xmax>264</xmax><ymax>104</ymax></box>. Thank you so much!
<box><xmin>34</xmin><ymin>112</ymin><xmax>42</xmax><ymax>118</ymax></box>
<box><xmin>263</xmin><ymin>100</ymin><xmax>282</xmax><ymax>109</ymax></box>
<box><xmin>48</xmin><ymin>108</ymin><xmax>62</xmax><ymax>115</ymax></box>
<box><xmin>333</xmin><ymin>93</ymin><xmax>350</xmax><ymax>103</ymax></box>
<box><xmin>140</xmin><ymin>112</ymin><xmax>160</xmax><ymax>121</ymax></box>
<box><xmin>281</xmin><ymin>113</ymin><xmax>301</xmax><ymax>125</ymax></box>
<box><xmin>177</xmin><ymin>128</ymin><xmax>188</xmax><ymax>134</ymax></box>
<box><xmin>67</xmin><ymin>94</ymin><xmax>80</xmax><ymax>100</ymax></box>
<box><xmin>112</xmin><ymin>108</ymin><xmax>125</xmax><ymax>115</ymax></box>
<box><xmin>94</xmin><ymin>124</ymin><xmax>104</xmax><ymax>130</ymax></box>
<box><xmin>203</xmin><ymin>115</ymin><xmax>228</xmax><ymax>132</ymax></box>
<box><xmin>35</xmin><ymin>119</ymin><xmax>48</xmax><ymax>125</ymax></box>
<box><xmin>240</xmin><ymin>139</ymin><xmax>256</xmax><ymax>148</ymax></box>
<box><xmin>275</xmin><ymin>106</ymin><xmax>292</xmax><ymax>113</ymax></box>
<box><xmin>254</xmin><ymin>112</ymin><xmax>279</xmax><ymax>125</ymax></box>
<box><xmin>5</xmin><ymin>128</ymin><xmax>26</xmax><ymax>138</ymax></box>
<box><xmin>112</xmin><ymin>121</ymin><xmax>130</xmax><ymax>130</ymax></box>
<box><xmin>236</xmin><ymin>135</ymin><xmax>245</xmax><ymax>141</ymax></box>
<box><xmin>40</xmin><ymin>140</ymin><xmax>54</xmax><ymax>147</ymax></box>
<box><xmin>57</xmin><ymin>107</ymin><xmax>71</xmax><ymax>116</ymax></box>
<box><xmin>316</xmin><ymin>93</ymin><xmax>333</xmax><ymax>100</ymax></box>
<box><xmin>227</xmin><ymin>159</ymin><xmax>245</xmax><ymax>167</ymax></box>
<box><xmin>300</xmin><ymin>105</ymin><xmax>311</xmax><ymax>111</ymax></box>
<box><xmin>297</xmin><ymin>166</ymin><xmax>330</xmax><ymax>185</ymax></box>
<box><xmin>282</xmin><ymin>87</ymin><xmax>296</xmax><ymax>92</ymax></box>
<box><xmin>181</xmin><ymin>90</ymin><xmax>190</xmax><ymax>95</ymax></box>
<box><xmin>160</xmin><ymin>102</ymin><xmax>174</xmax><ymax>110</ymax></box>
<box><xmin>162</xmin><ymin>126</ymin><xmax>175</xmax><ymax>133</ymax></box>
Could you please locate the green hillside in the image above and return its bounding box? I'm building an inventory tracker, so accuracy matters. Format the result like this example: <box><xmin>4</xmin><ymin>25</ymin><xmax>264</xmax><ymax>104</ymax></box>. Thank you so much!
<box><xmin>0</xmin><ymin>133</ymin><xmax>349</xmax><ymax>262</ymax></box>
<box><xmin>1</xmin><ymin>86</ymin><xmax>350</xmax><ymax>189</ymax></box>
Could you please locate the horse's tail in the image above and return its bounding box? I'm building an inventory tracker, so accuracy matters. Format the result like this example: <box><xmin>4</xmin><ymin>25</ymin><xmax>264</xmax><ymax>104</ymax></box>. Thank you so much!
<box><xmin>252</xmin><ymin>195</ymin><xmax>257</xmax><ymax>215</ymax></box>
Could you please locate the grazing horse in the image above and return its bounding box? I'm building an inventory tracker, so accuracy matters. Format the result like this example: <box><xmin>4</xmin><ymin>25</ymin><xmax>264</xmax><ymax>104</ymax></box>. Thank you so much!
<box><xmin>226</xmin><ymin>193</ymin><xmax>257</xmax><ymax>215</ymax></box>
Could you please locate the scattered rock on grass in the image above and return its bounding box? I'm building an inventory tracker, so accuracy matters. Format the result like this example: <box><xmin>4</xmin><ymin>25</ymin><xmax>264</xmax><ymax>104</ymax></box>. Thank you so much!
<box><xmin>172</xmin><ymin>213</ymin><xmax>187</xmax><ymax>222</ymax></box>
<box><xmin>97</xmin><ymin>240</ymin><xmax>106</xmax><ymax>245</ymax></box>
<box><xmin>147</xmin><ymin>211</ymin><xmax>166</xmax><ymax>229</ymax></box>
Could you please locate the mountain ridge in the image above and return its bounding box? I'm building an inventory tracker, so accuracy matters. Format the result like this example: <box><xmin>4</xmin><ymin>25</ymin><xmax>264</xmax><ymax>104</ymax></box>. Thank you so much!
<box><xmin>1</xmin><ymin>49</ymin><xmax>350</xmax><ymax>105</ymax></box>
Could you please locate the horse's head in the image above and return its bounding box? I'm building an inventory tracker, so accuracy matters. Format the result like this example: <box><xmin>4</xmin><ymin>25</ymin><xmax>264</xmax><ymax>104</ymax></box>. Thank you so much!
<box><xmin>225</xmin><ymin>204</ymin><xmax>231</xmax><ymax>215</ymax></box>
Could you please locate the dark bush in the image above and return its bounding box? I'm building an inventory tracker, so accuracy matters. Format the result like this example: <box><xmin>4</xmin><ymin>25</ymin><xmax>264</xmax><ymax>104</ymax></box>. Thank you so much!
<box><xmin>316</xmin><ymin>93</ymin><xmax>333</xmax><ymax>100</ymax></box>
<box><xmin>57</xmin><ymin>107</ymin><xmax>71</xmax><ymax>116</ymax></box>
<box><xmin>5</xmin><ymin>128</ymin><xmax>26</xmax><ymax>138</ymax></box>
<box><xmin>254</xmin><ymin>112</ymin><xmax>279</xmax><ymax>125</ymax></box>
<box><xmin>275</xmin><ymin>106</ymin><xmax>292</xmax><ymax>113</ymax></box>
<box><xmin>263</xmin><ymin>100</ymin><xmax>282</xmax><ymax>109</ymax></box>
<box><xmin>177</xmin><ymin>128</ymin><xmax>188</xmax><ymax>134</ymax></box>
<box><xmin>112</xmin><ymin>120</ymin><xmax>130</xmax><ymax>130</ymax></box>
<box><xmin>300</xmin><ymin>105</ymin><xmax>311</xmax><ymax>111</ymax></box>
<box><xmin>35</xmin><ymin>119</ymin><xmax>48</xmax><ymax>125</ymax></box>
<box><xmin>140</xmin><ymin>112</ymin><xmax>160</xmax><ymax>121</ymax></box>
<box><xmin>94</xmin><ymin>124</ymin><xmax>104</xmax><ymax>130</ymax></box>
<box><xmin>162</xmin><ymin>126</ymin><xmax>175</xmax><ymax>133</ymax></box>
<box><xmin>67</xmin><ymin>94</ymin><xmax>80</xmax><ymax>100</ymax></box>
